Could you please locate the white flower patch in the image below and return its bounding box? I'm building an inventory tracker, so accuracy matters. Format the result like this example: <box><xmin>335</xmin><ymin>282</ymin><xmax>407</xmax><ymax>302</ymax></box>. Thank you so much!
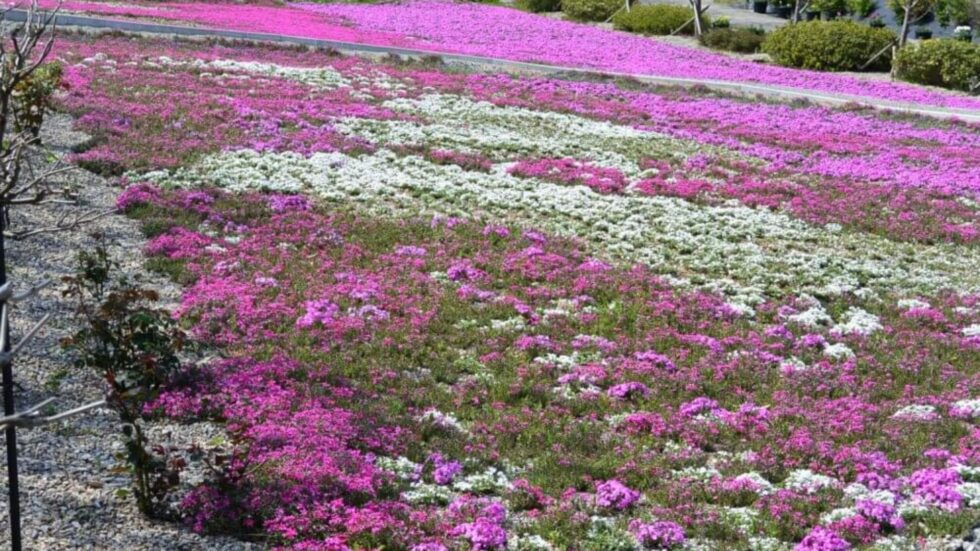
<box><xmin>155</xmin><ymin>57</ymin><xmax>352</xmax><ymax>89</ymax></box>
<box><xmin>951</xmin><ymin>399</ymin><xmax>980</xmax><ymax>419</ymax></box>
<box><xmin>418</xmin><ymin>409</ymin><xmax>466</xmax><ymax>432</ymax></box>
<box><xmin>890</xmin><ymin>404</ymin><xmax>938</xmax><ymax>421</ymax></box>
<box><xmin>783</xmin><ymin>469</ymin><xmax>839</xmax><ymax>493</ymax></box>
<box><xmin>402</xmin><ymin>482</ymin><xmax>455</xmax><ymax>505</ymax></box>
<box><xmin>722</xmin><ymin>506</ymin><xmax>759</xmax><ymax>532</ymax></box>
<box><xmin>833</xmin><ymin>307</ymin><xmax>883</xmax><ymax>336</ymax></box>
<box><xmin>964</xmin><ymin>324</ymin><xmax>980</xmax><ymax>338</ymax></box>
<box><xmin>375</xmin><ymin>456</ymin><xmax>420</xmax><ymax>481</ymax></box>
<box><xmin>337</xmin><ymin>93</ymin><xmax>724</xmax><ymax>177</ymax></box>
<box><xmin>843</xmin><ymin>483</ymin><xmax>897</xmax><ymax>505</ymax></box>
<box><xmin>674</xmin><ymin>465</ymin><xmax>722</xmax><ymax>483</ymax></box>
<box><xmin>747</xmin><ymin>537</ymin><xmax>793</xmax><ymax>551</ymax></box>
<box><xmin>820</xmin><ymin>507</ymin><xmax>857</xmax><ymax>524</ymax></box>
<box><xmin>144</xmin><ymin>149</ymin><xmax>980</xmax><ymax>302</ymax></box>
<box><xmin>453</xmin><ymin>466</ymin><xmax>513</xmax><ymax>494</ymax></box>
<box><xmin>508</xmin><ymin>534</ymin><xmax>555</xmax><ymax>551</ymax></box>
<box><xmin>533</xmin><ymin>351</ymin><xmax>604</xmax><ymax>371</ymax></box>
<box><xmin>897</xmin><ymin>298</ymin><xmax>930</xmax><ymax>310</ymax></box>
<box><xmin>957</xmin><ymin>482</ymin><xmax>980</xmax><ymax>507</ymax></box>
<box><xmin>489</xmin><ymin>316</ymin><xmax>528</xmax><ymax>332</ymax></box>
<box><xmin>823</xmin><ymin>342</ymin><xmax>855</xmax><ymax>360</ymax></box>
<box><xmin>785</xmin><ymin>299</ymin><xmax>832</xmax><ymax>329</ymax></box>
<box><xmin>869</xmin><ymin>535</ymin><xmax>920</xmax><ymax>551</ymax></box>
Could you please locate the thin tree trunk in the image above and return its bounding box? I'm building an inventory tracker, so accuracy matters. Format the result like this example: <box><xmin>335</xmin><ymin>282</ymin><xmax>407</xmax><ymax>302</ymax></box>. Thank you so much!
<box><xmin>692</xmin><ymin>0</ymin><xmax>704</xmax><ymax>35</ymax></box>
<box><xmin>899</xmin><ymin>0</ymin><xmax>913</xmax><ymax>47</ymax></box>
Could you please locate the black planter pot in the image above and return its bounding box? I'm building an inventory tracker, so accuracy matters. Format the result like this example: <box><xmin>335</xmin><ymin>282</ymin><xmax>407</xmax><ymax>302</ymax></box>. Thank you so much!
<box><xmin>775</xmin><ymin>5</ymin><xmax>793</xmax><ymax>17</ymax></box>
<box><xmin>752</xmin><ymin>0</ymin><xmax>767</xmax><ymax>12</ymax></box>
<box><xmin>914</xmin><ymin>28</ymin><xmax>933</xmax><ymax>39</ymax></box>
<box><xmin>804</xmin><ymin>10</ymin><xmax>820</xmax><ymax>19</ymax></box>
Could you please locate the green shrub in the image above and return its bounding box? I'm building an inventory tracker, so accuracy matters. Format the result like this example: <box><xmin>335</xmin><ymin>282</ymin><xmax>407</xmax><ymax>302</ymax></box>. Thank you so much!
<box><xmin>612</xmin><ymin>5</ymin><xmax>707</xmax><ymax>35</ymax></box>
<box><xmin>700</xmin><ymin>27</ymin><xmax>766</xmax><ymax>52</ymax></box>
<box><xmin>517</xmin><ymin>0</ymin><xmax>561</xmax><ymax>12</ymax></box>
<box><xmin>761</xmin><ymin>20</ymin><xmax>896</xmax><ymax>71</ymax></box>
<box><xmin>562</xmin><ymin>0</ymin><xmax>624</xmax><ymax>21</ymax></box>
<box><xmin>894</xmin><ymin>38</ymin><xmax>980</xmax><ymax>91</ymax></box>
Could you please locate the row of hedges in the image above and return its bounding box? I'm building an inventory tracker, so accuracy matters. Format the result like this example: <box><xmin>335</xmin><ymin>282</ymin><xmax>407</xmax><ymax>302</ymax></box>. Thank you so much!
<box><xmin>762</xmin><ymin>20</ymin><xmax>979</xmax><ymax>91</ymax></box>
<box><xmin>519</xmin><ymin>2</ymin><xmax>978</xmax><ymax>93</ymax></box>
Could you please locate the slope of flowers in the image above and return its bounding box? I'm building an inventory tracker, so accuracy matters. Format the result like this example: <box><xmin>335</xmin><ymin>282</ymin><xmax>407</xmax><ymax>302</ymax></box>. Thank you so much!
<box><xmin>125</xmin><ymin>186</ymin><xmax>980</xmax><ymax>550</ymax></box>
<box><xmin>128</xmin><ymin>187</ymin><xmax>980</xmax><ymax>550</ymax></box>
<box><xmin>51</xmin><ymin>27</ymin><xmax>980</xmax><ymax>550</ymax></box>
<box><xmin>23</xmin><ymin>0</ymin><xmax>980</xmax><ymax>110</ymax></box>
<box><xmin>55</xmin><ymin>35</ymin><xmax>980</xmax><ymax>310</ymax></box>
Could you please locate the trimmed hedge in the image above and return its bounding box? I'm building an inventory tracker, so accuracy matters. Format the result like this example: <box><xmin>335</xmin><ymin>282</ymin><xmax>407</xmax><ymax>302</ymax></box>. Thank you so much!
<box><xmin>612</xmin><ymin>5</ymin><xmax>707</xmax><ymax>35</ymax></box>
<box><xmin>561</xmin><ymin>0</ymin><xmax>623</xmax><ymax>21</ymax></box>
<box><xmin>761</xmin><ymin>20</ymin><xmax>896</xmax><ymax>71</ymax></box>
<box><xmin>517</xmin><ymin>0</ymin><xmax>562</xmax><ymax>12</ymax></box>
<box><xmin>699</xmin><ymin>27</ymin><xmax>766</xmax><ymax>53</ymax></box>
<box><xmin>894</xmin><ymin>38</ymin><xmax>980</xmax><ymax>92</ymax></box>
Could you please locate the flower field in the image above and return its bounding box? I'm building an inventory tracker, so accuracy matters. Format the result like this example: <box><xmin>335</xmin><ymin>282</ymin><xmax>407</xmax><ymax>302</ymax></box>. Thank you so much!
<box><xmin>24</xmin><ymin>0</ymin><xmax>980</xmax><ymax>110</ymax></box>
<box><xmin>54</xmin><ymin>31</ymin><xmax>980</xmax><ymax>550</ymax></box>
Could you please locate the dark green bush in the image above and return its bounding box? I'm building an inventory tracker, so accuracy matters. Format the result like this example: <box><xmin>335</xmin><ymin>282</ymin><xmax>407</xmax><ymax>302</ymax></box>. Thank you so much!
<box><xmin>562</xmin><ymin>0</ymin><xmax>625</xmax><ymax>21</ymax></box>
<box><xmin>612</xmin><ymin>5</ymin><xmax>708</xmax><ymax>35</ymax></box>
<box><xmin>699</xmin><ymin>27</ymin><xmax>766</xmax><ymax>52</ymax></box>
<box><xmin>894</xmin><ymin>38</ymin><xmax>980</xmax><ymax>91</ymax></box>
<box><xmin>517</xmin><ymin>0</ymin><xmax>561</xmax><ymax>12</ymax></box>
<box><xmin>761</xmin><ymin>20</ymin><xmax>896</xmax><ymax>71</ymax></box>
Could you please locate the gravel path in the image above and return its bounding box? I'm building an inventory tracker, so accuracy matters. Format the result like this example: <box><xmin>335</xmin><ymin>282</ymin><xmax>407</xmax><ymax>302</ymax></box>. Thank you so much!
<box><xmin>0</xmin><ymin>115</ymin><xmax>260</xmax><ymax>550</ymax></box>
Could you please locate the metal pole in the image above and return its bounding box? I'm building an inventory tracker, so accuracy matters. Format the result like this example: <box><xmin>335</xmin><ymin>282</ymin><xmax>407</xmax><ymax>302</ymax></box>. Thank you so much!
<box><xmin>0</xmin><ymin>207</ymin><xmax>21</xmax><ymax>551</ymax></box>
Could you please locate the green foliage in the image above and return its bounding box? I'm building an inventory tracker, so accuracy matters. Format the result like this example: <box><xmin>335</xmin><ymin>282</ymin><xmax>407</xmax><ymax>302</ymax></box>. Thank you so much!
<box><xmin>761</xmin><ymin>20</ymin><xmax>896</xmax><ymax>71</ymax></box>
<box><xmin>12</xmin><ymin>61</ymin><xmax>62</xmax><ymax>139</ymax></box>
<box><xmin>847</xmin><ymin>0</ymin><xmax>879</xmax><ymax>17</ymax></box>
<box><xmin>561</xmin><ymin>0</ymin><xmax>624</xmax><ymax>21</ymax></box>
<box><xmin>894</xmin><ymin>38</ymin><xmax>980</xmax><ymax>91</ymax></box>
<box><xmin>888</xmin><ymin>0</ymin><xmax>936</xmax><ymax>22</ymax></box>
<box><xmin>699</xmin><ymin>27</ymin><xmax>767</xmax><ymax>52</ymax></box>
<box><xmin>935</xmin><ymin>0</ymin><xmax>973</xmax><ymax>24</ymax></box>
<box><xmin>62</xmin><ymin>234</ymin><xmax>191</xmax><ymax>518</ymax></box>
<box><xmin>517</xmin><ymin>0</ymin><xmax>562</xmax><ymax>12</ymax></box>
<box><xmin>812</xmin><ymin>0</ymin><xmax>849</xmax><ymax>15</ymax></box>
<box><xmin>612</xmin><ymin>4</ymin><xmax>708</xmax><ymax>35</ymax></box>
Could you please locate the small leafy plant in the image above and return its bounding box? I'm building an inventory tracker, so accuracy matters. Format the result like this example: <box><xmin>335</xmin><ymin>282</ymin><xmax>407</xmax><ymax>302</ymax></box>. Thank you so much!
<box><xmin>62</xmin><ymin>234</ymin><xmax>190</xmax><ymax>517</ymax></box>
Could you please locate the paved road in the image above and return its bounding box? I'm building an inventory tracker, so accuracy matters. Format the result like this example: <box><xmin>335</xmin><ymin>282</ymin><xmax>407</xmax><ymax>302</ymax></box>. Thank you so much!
<box><xmin>13</xmin><ymin>9</ymin><xmax>979</xmax><ymax>122</ymax></box>
<box><xmin>639</xmin><ymin>0</ymin><xmax>789</xmax><ymax>29</ymax></box>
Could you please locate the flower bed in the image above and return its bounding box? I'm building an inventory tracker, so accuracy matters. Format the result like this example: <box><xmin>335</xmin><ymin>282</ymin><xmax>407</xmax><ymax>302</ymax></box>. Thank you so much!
<box><xmin>22</xmin><ymin>0</ymin><xmax>980</xmax><ymax>110</ymax></box>
<box><xmin>128</xmin><ymin>186</ymin><xmax>980</xmax><ymax>550</ymax></box>
<box><xmin>51</xmin><ymin>32</ymin><xmax>980</xmax><ymax>549</ymax></box>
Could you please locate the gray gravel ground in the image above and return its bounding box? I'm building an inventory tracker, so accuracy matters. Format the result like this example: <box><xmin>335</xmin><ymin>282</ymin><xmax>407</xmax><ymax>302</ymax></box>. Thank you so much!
<box><xmin>0</xmin><ymin>114</ymin><xmax>260</xmax><ymax>550</ymax></box>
